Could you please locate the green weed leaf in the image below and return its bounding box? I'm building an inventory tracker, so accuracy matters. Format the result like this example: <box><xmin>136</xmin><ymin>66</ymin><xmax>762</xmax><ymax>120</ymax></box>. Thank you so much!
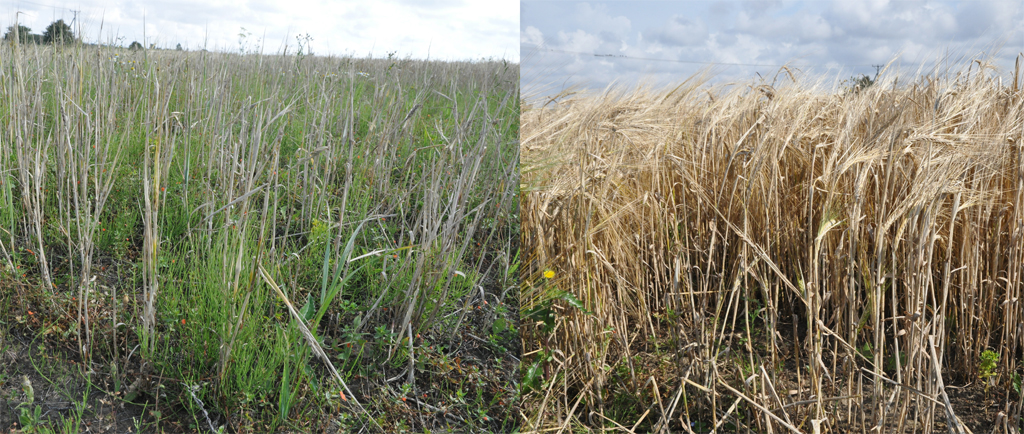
<box><xmin>523</xmin><ymin>305</ymin><xmax>555</xmax><ymax>334</ymax></box>
<box><xmin>524</xmin><ymin>360</ymin><xmax>543</xmax><ymax>392</ymax></box>
<box><xmin>555</xmin><ymin>290</ymin><xmax>590</xmax><ymax>314</ymax></box>
<box><xmin>300</xmin><ymin>294</ymin><xmax>315</xmax><ymax>323</ymax></box>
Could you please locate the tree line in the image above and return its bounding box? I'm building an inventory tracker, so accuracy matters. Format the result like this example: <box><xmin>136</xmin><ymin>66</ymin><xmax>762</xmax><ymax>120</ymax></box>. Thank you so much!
<box><xmin>3</xmin><ymin>19</ymin><xmax>75</xmax><ymax>45</ymax></box>
<box><xmin>3</xmin><ymin>19</ymin><xmax>175</xmax><ymax>51</ymax></box>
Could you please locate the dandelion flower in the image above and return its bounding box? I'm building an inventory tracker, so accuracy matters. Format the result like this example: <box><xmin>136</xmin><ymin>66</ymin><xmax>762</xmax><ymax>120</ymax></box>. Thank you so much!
<box><xmin>543</xmin><ymin>270</ymin><xmax>555</xmax><ymax>279</ymax></box>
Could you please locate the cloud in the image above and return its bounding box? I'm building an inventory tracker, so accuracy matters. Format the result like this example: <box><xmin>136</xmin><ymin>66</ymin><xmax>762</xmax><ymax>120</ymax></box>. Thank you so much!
<box><xmin>709</xmin><ymin>1</ymin><xmax>735</xmax><ymax>16</ymax></box>
<box><xmin>523</xmin><ymin>0</ymin><xmax>1023</xmax><ymax>98</ymax></box>
<box><xmin>390</xmin><ymin>0</ymin><xmax>466</xmax><ymax>9</ymax></box>
<box><xmin>522</xmin><ymin>25</ymin><xmax>544</xmax><ymax>46</ymax></box>
<box><xmin>730</xmin><ymin>8</ymin><xmax>833</xmax><ymax>44</ymax></box>
<box><xmin>574</xmin><ymin>3</ymin><xmax>631</xmax><ymax>37</ymax></box>
<box><xmin>741</xmin><ymin>0</ymin><xmax>783</xmax><ymax>16</ymax></box>
<box><xmin>557</xmin><ymin>29</ymin><xmax>602</xmax><ymax>53</ymax></box>
<box><xmin>648</xmin><ymin>15</ymin><xmax>708</xmax><ymax>46</ymax></box>
<box><xmin>798</xmin><ymin>15</ymin><xmax>833</xmax><ymax>41</ymax></box>
<box><xmin>953</xmin><ymin>2</ymin><xmax>1003</xmax><ymax>39</ymax></box>
<box><xmin>824</xmin><ymin>1</ymin><xmax>956</xmax><ymax>41</ymax></box>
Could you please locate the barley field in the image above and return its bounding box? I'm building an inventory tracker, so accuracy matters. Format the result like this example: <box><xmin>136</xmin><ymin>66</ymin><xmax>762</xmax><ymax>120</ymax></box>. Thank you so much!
<box><xmin>521</xmin><ymin>59</ymin><xmax>1023</xmax><ymax>432</ymax></box>
<box><xmin>0</xmin><ymin>42</ymin><xmax>519</xmax><ymax>432</ymax></box>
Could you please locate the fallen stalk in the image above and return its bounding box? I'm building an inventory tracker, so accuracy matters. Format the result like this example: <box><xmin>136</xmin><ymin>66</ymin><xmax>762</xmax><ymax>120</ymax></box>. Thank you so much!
<box><xmin>257</xmin><ymin>263</ymin><xmax>380</xmax><ymax>431</ymax></box>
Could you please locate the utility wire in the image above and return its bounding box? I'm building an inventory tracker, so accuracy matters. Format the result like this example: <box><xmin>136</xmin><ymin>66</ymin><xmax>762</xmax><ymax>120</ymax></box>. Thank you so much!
<box><xmin>6</xmin><ymin>0</ymin><xmax>82</xmax><ymax>26</ymax></box>
<box><xmin>9</xmin><ymin>0</ymin><xmax>76</xmax><ymax>10</ymax></box>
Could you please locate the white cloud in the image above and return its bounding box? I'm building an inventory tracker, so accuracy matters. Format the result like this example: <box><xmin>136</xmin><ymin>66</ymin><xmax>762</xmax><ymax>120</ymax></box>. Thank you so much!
<box><xmin>523</xmin><ymin>25</ymin><xmax>544</xmax><ymax>47</ymax></box>
<box><xmin>558</xmin><ymin>29</ymin><xmax>603</xmax><ymax>53</ymax></box>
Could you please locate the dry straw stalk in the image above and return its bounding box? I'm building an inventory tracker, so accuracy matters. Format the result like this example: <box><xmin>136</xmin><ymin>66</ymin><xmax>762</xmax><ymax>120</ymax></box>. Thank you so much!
<box><xmin>521</xmin><ymin>58</ymin><xmax>1024</xmax><ymax>432</ymax></box>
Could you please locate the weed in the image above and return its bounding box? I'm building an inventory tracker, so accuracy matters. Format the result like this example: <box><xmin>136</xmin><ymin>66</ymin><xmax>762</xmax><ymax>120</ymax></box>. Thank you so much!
<box><xmin>979</xmin><ymin>350</ymin><xmax>999</xmax><ymax>387</ymax></box>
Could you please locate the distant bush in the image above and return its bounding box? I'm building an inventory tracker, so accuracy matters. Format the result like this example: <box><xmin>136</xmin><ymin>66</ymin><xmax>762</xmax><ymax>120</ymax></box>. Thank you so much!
<box><xmin>129</xmin><ymin>41</ymin><xmax>143</xmax><ymax>51</ymax></box>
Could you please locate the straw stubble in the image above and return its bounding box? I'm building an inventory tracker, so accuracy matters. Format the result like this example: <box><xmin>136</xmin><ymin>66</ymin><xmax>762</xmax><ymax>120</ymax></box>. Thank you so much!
<box><xmin>521</xmin><ymin>59</ymin><xmax>1024</xmax><ymax>432</ymax></box>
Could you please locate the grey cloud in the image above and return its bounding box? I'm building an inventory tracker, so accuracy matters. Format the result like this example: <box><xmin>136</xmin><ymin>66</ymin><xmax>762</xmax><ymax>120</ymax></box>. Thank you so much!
<box><xmin>574</xmin><ymin>3</ymin><xmax>631</xmax><ymax>37</ymax></box>
<box><xmin>953</xmin><ymin>2</ymin><xmax>1000</xmax><ymax>39</ymax></box>
<box><xmin>709</xmin><ymin>1</ymin><xmax>735</xmax><ymax>16</ymax></box>
<box><xmin>733</xmin><ymin>10</ymin><xmax>833</xmax><ymax>44</ymax></box>
<box><xmin>523</xmin><ymin>0</ymin><xmax>1023</xmax><ymax>98</ymax></box>
<box><xmin>798</xmin><ymin>15</ymin><xmax>832</xmax><ymax>41</ymax></box>
<box><xmin>390</xmin><ymin>0</ymin><xmax>466</xmax><ymax>10</ymax></box>
<box><xmin>823</xmin><ymin>1</ymin><xmax>956</xmax><ymax>41</ymax></box>
<box><xmin>740</xmin><ymin>0</ymin><xmax>782</xmax><ymax>16</ymax></box>
<box><xmin>649</xmin><ymin>15</ymin><xmax>708</xmax><ymax>46</ymax></box>
<box><xmin>599</xmin><ymin>30</ymin><xmax>620</xmax><ymax>43</ymax></box>
<box><xmin>712</xmin><ymin>32</ymin><xmax>737</xmax><ymax>47</ymax></box>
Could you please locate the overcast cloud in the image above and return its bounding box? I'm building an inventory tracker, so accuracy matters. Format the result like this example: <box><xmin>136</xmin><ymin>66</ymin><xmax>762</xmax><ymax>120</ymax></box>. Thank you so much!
<box><xmin>3</xmin><ymin>0</ymin><xmax>518</xmax><ymax>61</ymax></box>
<box><xmin>523</xmin><ymin>1</ymin><xmax>1024</xmax><ymax>98</ymax></box>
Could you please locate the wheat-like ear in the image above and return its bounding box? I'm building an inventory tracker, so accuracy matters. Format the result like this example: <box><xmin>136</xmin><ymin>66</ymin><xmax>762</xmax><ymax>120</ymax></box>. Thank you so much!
<box><xmin>522</xmin><ymin>54</ymin><xmax>1024</xmax><ymax>431</ymax></box>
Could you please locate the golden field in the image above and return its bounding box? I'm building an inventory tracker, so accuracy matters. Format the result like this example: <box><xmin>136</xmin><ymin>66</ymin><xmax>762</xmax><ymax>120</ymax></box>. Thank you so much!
<box><xmin>521</xmin><ymin>60</ymin><xmax>1023</xmax><ymax>433</ymax></box>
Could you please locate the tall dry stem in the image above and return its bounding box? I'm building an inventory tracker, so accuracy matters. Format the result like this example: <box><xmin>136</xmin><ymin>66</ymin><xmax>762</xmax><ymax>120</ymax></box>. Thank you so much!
<box><xmin>522</xmin><ymin>56</ymin><xmax>1024</xmax><ymax>432</ymax></box>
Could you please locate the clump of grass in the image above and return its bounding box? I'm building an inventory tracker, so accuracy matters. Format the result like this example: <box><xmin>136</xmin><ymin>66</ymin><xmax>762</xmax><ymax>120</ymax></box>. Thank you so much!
<box><xmin>1</xmin><ymin>39</ymin><xmax>519</xmax><ymax>432</ymax></box>
<box><xmin>521</xmin><ymin>56</ymin><xmax>1024</xmax><ymax>432</ymax></box>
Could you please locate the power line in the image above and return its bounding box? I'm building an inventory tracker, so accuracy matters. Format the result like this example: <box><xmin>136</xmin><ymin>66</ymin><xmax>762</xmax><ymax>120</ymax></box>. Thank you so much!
<box><xmin>6</xmin><ymin>0</ymin><xmax>85</xmax><ymax>21</ymax></box>
<box><xmin>6</xmin><ymin>0</ymin><xmax>81</xmax><ymax>27</ymax></box>
<box><xmin>530</xmin><ymin>46</ymin><xmax>879</xmax><ymax>69</ymax></box>
<box><xmin>9</xmin><ymin>0</ymin><xmax>69</xmax><ymax>11</ymax></box>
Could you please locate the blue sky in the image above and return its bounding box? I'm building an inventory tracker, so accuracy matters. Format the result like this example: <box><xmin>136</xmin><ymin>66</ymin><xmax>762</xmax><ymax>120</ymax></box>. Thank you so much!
<box><xmin>3</xmin><ymin>0</ymin><xmax>519</xmax><ymax>61</ymax></box>
<box><xmin>522</xmin><ymin>1</ymin><xmax>1024</xmax><ymax>97</ymax></box>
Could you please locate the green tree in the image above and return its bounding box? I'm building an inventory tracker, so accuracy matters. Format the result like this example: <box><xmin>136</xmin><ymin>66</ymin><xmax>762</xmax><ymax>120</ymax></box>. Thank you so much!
<box><xmin>852</xmin><ymin>74</ymin><xmax>875</xmax><ymax>89</ymax></box>
<box><xmin>3</xmin><ymin>25</ymin><xmax>33</xmax><ymax>44</ymax></box>
<box><xmin>129</xmin><ymin>41</ymin><xmax>143</xmax><ymax>51</ymax></box>
<box><xmin>842</xmin><ymin>73</ymin><xmax>876</xmax><ymax>94</ymax></box>
<box><xmin>42</xmin><ymin>19</ymin><xmax>74</xmax><ymax>44</ymax></box>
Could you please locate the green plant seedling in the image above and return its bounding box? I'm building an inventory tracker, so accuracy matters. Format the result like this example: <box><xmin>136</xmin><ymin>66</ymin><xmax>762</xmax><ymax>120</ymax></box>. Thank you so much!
<box><xmin>979</xmin><ymin>350</ymin><xmax>999</xmax><ymax>388</ymax></box>
<box><xmin>524</xmin><ymin>288</ymin><xmax>591</xmax><ymax>335</ymax></box>
<box><xmin>311</xmin><ymin>218</ymin><xmax>368</xmax><ymax>329</ymax></box>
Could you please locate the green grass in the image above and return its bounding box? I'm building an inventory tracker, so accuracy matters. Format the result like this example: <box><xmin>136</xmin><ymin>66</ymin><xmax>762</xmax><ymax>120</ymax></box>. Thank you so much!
<box><xmin>0</xmin><ymin>41</ymin><xmax>519</xmax><ymax>433</ymax></box>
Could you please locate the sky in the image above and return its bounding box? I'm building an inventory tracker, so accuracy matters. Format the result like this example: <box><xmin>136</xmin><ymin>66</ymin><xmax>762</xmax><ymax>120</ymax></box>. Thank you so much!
<box><xmin>2</xmin><ymin>0</ymin><xmax>519</xmax><ymax>61</ymax></box>
<box><xmin>522</xmin><ymin>0</ymin><xmax>1024</xmax><ymax>98</ymax></box>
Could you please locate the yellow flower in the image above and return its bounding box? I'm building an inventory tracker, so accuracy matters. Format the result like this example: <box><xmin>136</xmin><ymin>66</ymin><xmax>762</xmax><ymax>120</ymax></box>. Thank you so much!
<box><xmin>543</xmin><ymin>270</ymin><xmax>555</xmax><ymax>279</ymax></box>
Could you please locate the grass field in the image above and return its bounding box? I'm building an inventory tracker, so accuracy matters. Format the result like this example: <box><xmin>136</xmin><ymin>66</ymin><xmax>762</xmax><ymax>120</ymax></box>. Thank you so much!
<box><xmin>521</xmin><ymin>60</ymin><xmax>1023</xmax><ymax>433</ymax></box>
<box><xmin>0</xmin><ymin>41</ymin><xmax>519</xmax><ymax>433</ymax></box>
